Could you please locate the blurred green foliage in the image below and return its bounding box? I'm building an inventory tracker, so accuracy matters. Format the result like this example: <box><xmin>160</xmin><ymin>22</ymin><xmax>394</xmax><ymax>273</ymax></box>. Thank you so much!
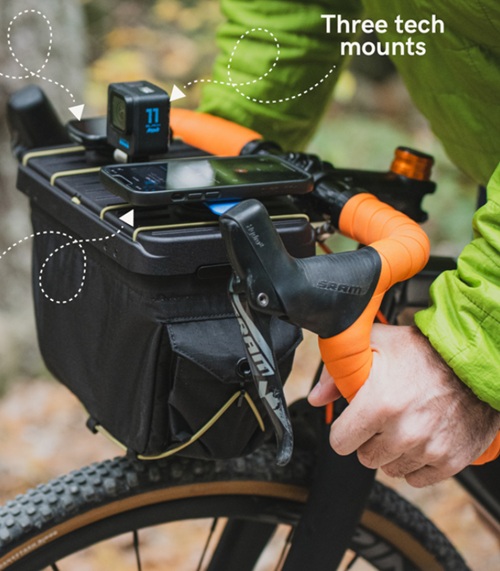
<box><xmin>81</xmin><ymin>0</ymin><xmax>222</xmax><ymax>113</ymax></box>
<box><xmin>309</xmin><ymin>107</ymin><xmax>476</xmax><ymax>256</ymax></box>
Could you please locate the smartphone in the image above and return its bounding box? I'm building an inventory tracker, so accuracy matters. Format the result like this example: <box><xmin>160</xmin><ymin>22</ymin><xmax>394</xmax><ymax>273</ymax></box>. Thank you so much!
<box><xmin>99</xmin><ymin>155</ymin><xmax>313</xmax><ymax>206</ymax></box>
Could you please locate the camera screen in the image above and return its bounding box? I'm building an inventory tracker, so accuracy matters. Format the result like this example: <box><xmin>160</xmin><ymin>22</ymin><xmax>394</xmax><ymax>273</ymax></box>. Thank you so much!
<box><xmin>111</xmin><ymin>94</ymin><xmax>127</xmax><ymax>132</ymax></box>
<box><xmin>105</xmin><ymin>156</ymin><xmax>307</xmax><ymax>193</ymax></box>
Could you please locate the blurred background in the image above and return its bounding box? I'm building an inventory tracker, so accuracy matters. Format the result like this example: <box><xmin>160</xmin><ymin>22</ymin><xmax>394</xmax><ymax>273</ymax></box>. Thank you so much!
<box><xmin>0</xmin><ymin>1</ymin><xmax>496</xmax><ymax>569</ymax></box>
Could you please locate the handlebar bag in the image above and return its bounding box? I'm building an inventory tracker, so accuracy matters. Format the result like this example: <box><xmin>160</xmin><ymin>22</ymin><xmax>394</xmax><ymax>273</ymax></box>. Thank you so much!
<box><xmin>26</xmin><ymin>167</ymin><xmax>313</xmax><ymax>459</ymax></box>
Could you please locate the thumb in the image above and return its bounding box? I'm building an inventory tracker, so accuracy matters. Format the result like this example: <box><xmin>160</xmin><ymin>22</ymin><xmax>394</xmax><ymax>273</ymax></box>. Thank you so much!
<box><xmin>308</xmin><ymin>365</ymin><xmax>342</xmax><ymax>406</ymax></box>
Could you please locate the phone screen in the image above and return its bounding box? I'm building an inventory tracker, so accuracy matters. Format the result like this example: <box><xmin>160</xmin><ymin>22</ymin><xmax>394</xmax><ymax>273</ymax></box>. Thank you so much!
<box><xmin>101</xmin><ymin>155</ymin><xmax>312</xmax><ymax>205</ymax></box>
<box><xmin>104</xmin><ymin>156</ymin><xmax>307</xmax><ymax>193</ymax></box>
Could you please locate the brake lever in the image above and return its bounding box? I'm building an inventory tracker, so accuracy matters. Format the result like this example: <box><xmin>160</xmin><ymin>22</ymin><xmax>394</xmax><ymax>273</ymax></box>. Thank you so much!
<box><xmin>229</xmin><ymin>274</ymin><xmax>293</xmax><ymax>466</ymax></box>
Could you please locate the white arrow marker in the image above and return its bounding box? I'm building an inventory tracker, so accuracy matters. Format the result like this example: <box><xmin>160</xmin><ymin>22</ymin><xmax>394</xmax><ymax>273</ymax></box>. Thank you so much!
<box><xmin>170</xmin><ymin>84</ymin><xmax>186</xmax><ymax>102</ymax></box>
<box><xmin>119</xmin><ymin>209</ymin><xmax>135</xmax><ymax>227</ymax></box>
<box><xmin>69</xmin><ymin>104</ymin><xmax>85</xmax><ymax>121</ymax></box>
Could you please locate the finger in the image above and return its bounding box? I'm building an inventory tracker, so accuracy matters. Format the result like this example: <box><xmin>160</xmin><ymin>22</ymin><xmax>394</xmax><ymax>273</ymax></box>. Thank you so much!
<box><xmin>355</xmin><ymin>423</ymin><xmax>424</xmax><ymax>470</ymax></box>
<box><xmin>380</xmin><ymin>454</ymin><xmax>427</xmax><ymax>479</ymax></box>
<box><xmin>356</xmin><ymin>434</ymin><xmax>407</xmax><ymax>470</ymax></box>
<box><xmin>319</xmin><ymin>365</ymin><xmax>333</xmax><ymax>384</ymax></box>
<box><xmin>404</xmin><ymin>465</ymin><xmax>444</xmax><ymax>488</ymax></box>
<box><xmin>308</xmin><ymin>369</ymin><xmax>341</xmax><ymax>406</ymax></box>
<box><xmin>404</xmin><ymin>453</ymin><xmax>469</xmax><ymax>488</ymax></box>
<box><xmin>329</xmin><ymin>393</ymin><xmax>384</xmax><ymax>455</ymax></box>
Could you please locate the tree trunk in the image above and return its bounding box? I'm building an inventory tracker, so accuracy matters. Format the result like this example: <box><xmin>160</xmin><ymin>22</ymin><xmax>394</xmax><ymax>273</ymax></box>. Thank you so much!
<box><xmin>0</xmin><ymin>1</ymin><xmax>85</xmax><ymax>380</ymax></box>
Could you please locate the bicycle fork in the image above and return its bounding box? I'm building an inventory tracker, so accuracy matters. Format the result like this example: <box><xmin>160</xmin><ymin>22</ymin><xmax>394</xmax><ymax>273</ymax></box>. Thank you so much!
<box><xmin>283</xmin><ymin>418</ymin><xmax>376</xmax><ymax>570</ymax></box>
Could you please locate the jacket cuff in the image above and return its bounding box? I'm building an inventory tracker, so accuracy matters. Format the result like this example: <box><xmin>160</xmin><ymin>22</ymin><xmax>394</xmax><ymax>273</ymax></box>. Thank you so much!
<box><xmin>415</xmin><ymin>164</ymin><xmax>500</xmax><ymax>411</ymax></box>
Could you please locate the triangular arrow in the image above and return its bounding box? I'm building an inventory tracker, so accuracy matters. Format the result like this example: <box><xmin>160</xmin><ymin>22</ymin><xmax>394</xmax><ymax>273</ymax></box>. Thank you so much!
<box><xmin>119</xmin><ymin>209</ymin><xmax>134</xmax><ymax>226</ymax></box>
<box><xmin>69</xmin><ymin>104</ymin><xmax>85</xmax><ymax>121</ymax></box>
<box><xmin>170</xmin><ymin>84</ymin><xmax>186</xmax><ymax>102</ymax></box>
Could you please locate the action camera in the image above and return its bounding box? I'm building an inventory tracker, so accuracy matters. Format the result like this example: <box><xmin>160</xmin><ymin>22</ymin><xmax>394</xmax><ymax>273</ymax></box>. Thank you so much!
<box><xmin>106</xmin><ymin>80</ymin><xmax>170</xmax><ymax>160</ymax></box>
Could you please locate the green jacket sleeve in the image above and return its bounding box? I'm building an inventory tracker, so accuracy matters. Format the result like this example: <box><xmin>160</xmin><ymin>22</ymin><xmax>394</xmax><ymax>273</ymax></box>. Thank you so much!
<box><xmin>199</xmin><ymin>0</ymin><xmax>500</xmax><ymax>412</ymax></box>
<box><xmin>415</xmin><ymin>163</ymin><xmax>500</xmax><ymax>411</ymax></box>
<box><xmin>198</xmin><ymin>0</ymin><xmax>362</xmax><ymax>150</ymax></box>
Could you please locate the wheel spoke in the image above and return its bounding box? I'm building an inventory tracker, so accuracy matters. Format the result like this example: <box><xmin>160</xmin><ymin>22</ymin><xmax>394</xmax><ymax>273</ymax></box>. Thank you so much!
<box><xmin>196</xmin><ymin>518</ymin><xmax>219</xmax><ymax>571</ymax></box>
<box><xmin>133</xmin><ymin>529</ymin><xmax>142</xmax><ymax>571</ymax></box>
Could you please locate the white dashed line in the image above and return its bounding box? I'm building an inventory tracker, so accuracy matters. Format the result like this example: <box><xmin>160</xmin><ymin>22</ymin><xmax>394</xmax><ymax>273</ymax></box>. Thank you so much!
<box><xmin>1</xmin><ymin>9</ymin><xmax>76</xmax><ymax>102</ymax></box>
<box><xmin>184</xmin><ymin>27</ymin><xmax>336</xmax><ymax>104</ymax></box>
<box><xmin>0</xmin><ymin>229</ymin><xmax>121</xmax><ymax>305</ymax></box>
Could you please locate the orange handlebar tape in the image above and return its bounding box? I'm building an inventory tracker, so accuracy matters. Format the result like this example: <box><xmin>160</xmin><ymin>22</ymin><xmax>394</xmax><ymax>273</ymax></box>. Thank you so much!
<box><xmin>319</xmin><ymin>192</ymin><xmax>430</xmax><ymax>401</ymax></box>
<box><xmin>319</xmin><ymin>293</ymin><xmax>385</xmax><ymax>402</ymax></box>
<box><xmin>170</xmin><ymin>109</ymin><xmax>262</xmax><ymax>156</ymax></box>
<box><xmin>339</xmin><ymin>193</ymin><xmax>430</xmax><ymax>289</ymax></box>
<box><xmin>472</xmin><ymin>432</ymin><xmax>500</xmax><ymax>465</ymax></box>
<box><xmin>323</xmin><ymin>192</ymin><xmax>499</xmax><ymax>465</ymax></box>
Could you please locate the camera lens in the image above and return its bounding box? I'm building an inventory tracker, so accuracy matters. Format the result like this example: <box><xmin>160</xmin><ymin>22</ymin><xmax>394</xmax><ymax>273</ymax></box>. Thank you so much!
<box><xmin>111</xmin><ymin>94</ymin><xmax>127</xmax><ymax>132</ymax></box>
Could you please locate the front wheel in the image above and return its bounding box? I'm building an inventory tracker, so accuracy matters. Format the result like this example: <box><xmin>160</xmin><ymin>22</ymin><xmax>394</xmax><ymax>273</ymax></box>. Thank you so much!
<box><xmin>0</xmin><ymin>445</ymin><xmax>469</xmax><ymax>570</ymax></box>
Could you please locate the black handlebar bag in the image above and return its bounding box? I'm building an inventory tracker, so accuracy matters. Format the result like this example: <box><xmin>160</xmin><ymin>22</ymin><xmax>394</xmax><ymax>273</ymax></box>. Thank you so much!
<box><xmin>19</xmin><ymin>145</ymin><xmax>315</xmax><ymax>459</ymax></box>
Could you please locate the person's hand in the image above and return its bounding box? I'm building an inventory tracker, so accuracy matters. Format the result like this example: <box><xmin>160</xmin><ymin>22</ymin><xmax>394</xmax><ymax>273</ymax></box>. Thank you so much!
<box><xmin>308</xmin><ymin>324</ymin><xmax>500</xmax><ymax>487</ymax></box>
